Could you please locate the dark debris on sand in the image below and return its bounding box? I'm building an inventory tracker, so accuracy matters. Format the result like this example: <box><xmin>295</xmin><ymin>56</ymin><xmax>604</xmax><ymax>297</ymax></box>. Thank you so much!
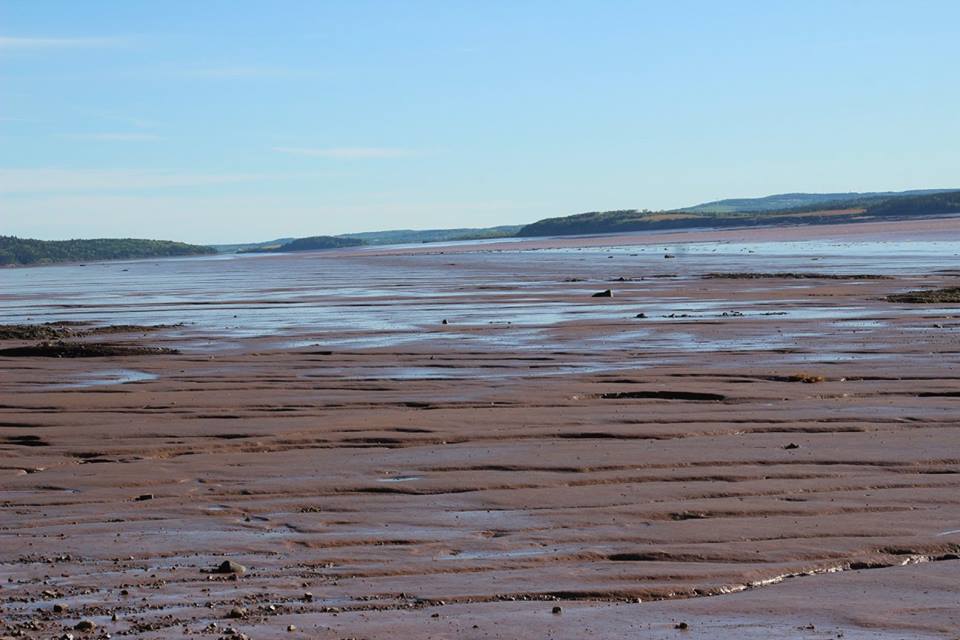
<box><xmin>887</xmin><ymin>287</ymin><xmax>960</xmax><ymax>303</ymax></box>
<box><xmin>0</xmin><ymin>322</ymin><xmax>181</xmax><ymax>341</ymax></box>
<box><xmin>0</xmin><ymin>323</ymin><xmax>82</xmax><ymax>341</ymax></box>
<box><xmin>0</xmin><ymin>341</ymin><xmax>179</xmax><ymax>358</ymax></box>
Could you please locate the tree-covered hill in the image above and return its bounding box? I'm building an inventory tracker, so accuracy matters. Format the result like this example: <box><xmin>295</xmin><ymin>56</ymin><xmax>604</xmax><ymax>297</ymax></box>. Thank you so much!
<box><xmin>516</xmin><ymin>189</ymin><xmax>960</xmax><ymax>237</ymax></box>
<box><xmin>866</xmin><ymin>190</ymin><xmax>960</xmax><ymax>217</ymax></box>
<box><xmin>237</xmin><ymin>235</ymin><xmax>364</xmax><ymax>253</ymax></box>
<box><xmin>0</xmin><ymin>236</ymin><xmax>217</xmax><ymax>266</ymax></box>
<box><xmin>679</xmin><ymin>189</ymin><xmax>956</xmax><ymax>214</ymax></box>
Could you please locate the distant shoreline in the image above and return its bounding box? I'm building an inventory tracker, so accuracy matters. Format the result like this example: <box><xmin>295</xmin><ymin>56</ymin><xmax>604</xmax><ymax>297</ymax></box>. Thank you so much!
<box><xmin>5</xmin><ymin>210</ymin><xmax>960</xmax><ymax>269</ymax></box>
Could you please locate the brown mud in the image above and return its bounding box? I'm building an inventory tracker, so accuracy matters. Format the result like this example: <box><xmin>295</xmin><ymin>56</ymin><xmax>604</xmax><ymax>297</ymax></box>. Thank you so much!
<box><xmin>2</xmin><ymin>219</ymin><xmax>960</xmax><ymax>638</ymax></box>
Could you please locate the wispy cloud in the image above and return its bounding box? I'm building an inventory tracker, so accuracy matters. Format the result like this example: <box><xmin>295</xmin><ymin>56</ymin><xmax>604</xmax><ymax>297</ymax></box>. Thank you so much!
<box><xmin>0</xmin><ymin>35</ymin><xmax>132</xmax><ymax>50</ymax></box>
<box><xmin>0</xmin><ymin>168</ymin><xmax>261</xmax><ymax>194</ymax></box>
<box><xmin>273</xmin><ymin>146</ymin><xmax>414</xmax><ymax>159</ymax></box>
<box><xmin>0</xmin><ymin>168</ymin><xmax>342</xmax><ymax>195</ymax></box>
<box><xmin>62</xmin><ymin>132</ymin><xmax>162</xmax><ymax>142</ymax></box>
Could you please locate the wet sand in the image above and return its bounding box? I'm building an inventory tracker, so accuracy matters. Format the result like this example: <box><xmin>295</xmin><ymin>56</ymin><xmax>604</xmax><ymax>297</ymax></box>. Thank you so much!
<box><xmin>2</xmin><ymin>218</ymin><xmax>960</xmax><ymax>638</ymax></box>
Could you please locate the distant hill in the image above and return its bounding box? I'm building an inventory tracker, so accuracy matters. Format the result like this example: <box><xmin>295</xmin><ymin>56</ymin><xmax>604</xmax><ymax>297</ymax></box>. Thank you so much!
<box><xmin>212</xmin><ymin>238</ymin><xmax>295</xmax><ymax>253</ymax></box>
<box><xmin>0</xmin><ymin>236</ymin><xmax>216</xmax><ymax>267</ymax></box>
<box><xmin>215</xmin><ymin>188</ymin><xmax>960</xmax><ymax>251</ymax></box>
<box><xmin>215</xmin><ymin>226</ymin><xmax>521</xmax><ymax>254</ymax></box>
<box><xmin>517</xmin><ymin>189</ymin><xmax>960</xmax><ymax>237</ymax></box>
<box><xmin>866</xmin><ymin>190</ymin><xmax>960</xmax><ymax>217</ymax></box>
<box><xmin>680</xmin><ymin>189</ymin><xmax>957</xmax><ymax>214</ymax></box>
<box><xmin>339</xmin><ymin>225</ymin><xmax>522</xmax><ymax>245</ymax></box>
<box><xmin>237</xmin><ymin>235</ymin><xmax>364</xmax><ymax>254</ymax></box>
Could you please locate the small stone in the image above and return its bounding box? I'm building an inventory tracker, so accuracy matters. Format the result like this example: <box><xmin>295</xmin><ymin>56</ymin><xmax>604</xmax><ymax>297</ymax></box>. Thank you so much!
<box><xmin>441</xmin><ymin>319</ymin><xmax>448</xmax><ymax>325</ymax></box>
<box><xmin>52</xmin><ymin>603</ymin><xmax>68</xmax><ymax>613</ymax></box>
<box><xmin>784</xmin><ymin>443</ymin><xmax>800</xmax><ymax>450</ymax></box>
<box><xmin>214</xmin><ymin>560</ymin><xmax>246</xmax><ymax>575</ymax></box>
<box><xmin>591</xmin><ymin>289</ymin><xmax>613</xmax><ymax>298</ymax></box>
<box><xmin>635</xmin><ymin>313</ymin><xmax>647</xmax><ymax>318</ymax></box>
<box><xmin>226</xmin><ymin>606</ymin><xmax>247</xmax><ymax>619</ymax></box>
<box><xmin>675</xmin><ymin>621</ymin><xmax>689</xmax><ymax>630</ymax></box>
<box><xmin>287</xmin><ymin>625</ymin><xmax>296</xmax><ymax>632</ymax></box>
<box><xmin>134</xmin><ymin>494</ymin><xmax>154</xmax><ymax>501</ymax></box>
<box><xmin>664</xmin><ymin>254</ymin><xmax>675</xmax><ymax>259</ymax></box>
<box><xmin>302</xmin><ymin>592</ymin><xmax>314</xmax><ymax>602</ymax></box>
<box><xmin>74</xmin><ymin>620</ymin><xmax>96</xmax><ymax>632</ymax></box>
<box><xmin>551</xmin><ymin>606</ymin><xmax>562</xmax><ymax>614</ymax></box>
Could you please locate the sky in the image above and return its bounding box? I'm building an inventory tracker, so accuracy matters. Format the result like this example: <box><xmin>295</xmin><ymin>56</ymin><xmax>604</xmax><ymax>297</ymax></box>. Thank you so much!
<box><xmin>2</xmin><ymin>0</ymin><xmax>960</xmax><ymax>244</ymax></box>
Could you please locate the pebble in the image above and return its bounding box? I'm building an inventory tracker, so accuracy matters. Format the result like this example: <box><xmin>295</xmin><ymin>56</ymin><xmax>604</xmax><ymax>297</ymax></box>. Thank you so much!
<box><xmin>226</xmin><ymin>606</ymin><xmax>247</xmax><ymax>619</ymax></box>
<box><xmin>552</xmin><ymin>606</ymin><xmax>562</xmax><ymax>614</ymax></box>
<box><xmin>74</xmin><ymin>620</ymin><xmax>96</xmax><ymax>631</ymax></box>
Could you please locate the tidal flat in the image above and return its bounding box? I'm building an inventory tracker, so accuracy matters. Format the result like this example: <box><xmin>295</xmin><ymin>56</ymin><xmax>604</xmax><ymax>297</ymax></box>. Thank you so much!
<box><xmin>2</xmin><ymin>217</ymin><xmax>960</xmax><ymax>639</ymax></box>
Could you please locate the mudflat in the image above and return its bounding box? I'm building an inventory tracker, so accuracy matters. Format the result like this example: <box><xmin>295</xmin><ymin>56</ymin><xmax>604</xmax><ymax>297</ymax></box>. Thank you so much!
<box><xmin>2</xmin><ymin>218</ymin><xmax>960</xmax><ymax>639</ymax></box>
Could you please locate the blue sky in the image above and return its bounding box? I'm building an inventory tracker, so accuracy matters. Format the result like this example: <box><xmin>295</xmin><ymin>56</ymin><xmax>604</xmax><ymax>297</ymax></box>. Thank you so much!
<box><xmin>2</xmin><ymin>0</ymin><xmax>959</xmax><ymax>243</ymax></box>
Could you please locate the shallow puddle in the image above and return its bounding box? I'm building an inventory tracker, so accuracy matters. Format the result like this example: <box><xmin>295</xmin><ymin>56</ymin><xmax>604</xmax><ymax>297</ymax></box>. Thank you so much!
<box><xmin>49</xmin><ymin>369</ymin><xmax>157</xmax><ymax>389</ymax></box>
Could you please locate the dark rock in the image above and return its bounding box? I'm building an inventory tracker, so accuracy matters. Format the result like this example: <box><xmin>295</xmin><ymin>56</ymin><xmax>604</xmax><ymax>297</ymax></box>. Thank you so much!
<box><xmin>74</xmin><ymin>620</ymin><xmax>96</xmax><ymax>632</ymax></box>
<box><xmin>226</xmin><ymin>607</ymin><xmax>247</xmax><ymax>619</ymax></box>
<box><xmin>592</xmin><ymin>289</ymin><xmax>613</xmax><ymax>298</ymax></box>
<box><xmin>675</xmin><ymin>621</ymin><xmax>689</xmax><ymax>630</ymax></box>
<box><xmin>552</xmin><ymin>606</ymin><xmax>562</xmax><ymax>614</ymax></box>
<box><xmin>784</xmin><ymin>443</ymin><xmax>801</xmax><ymax>450</ymax></box>
<box><xmin>134</xmin><ymin>494</ymin><xmax>154</xmax><ymax>501</ymax></box>
<box><xmin>214</xmin><ymin>560</ymin><xmax>247</xmax><ymax>575</ymax></box>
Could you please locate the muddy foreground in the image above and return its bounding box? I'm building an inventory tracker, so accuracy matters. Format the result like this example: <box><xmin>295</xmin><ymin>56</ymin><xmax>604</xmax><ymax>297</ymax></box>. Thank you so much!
<box><xmin>2</xmin><ymin>219</ymin><xmax>960</xmax><ymax>639</ymax></box>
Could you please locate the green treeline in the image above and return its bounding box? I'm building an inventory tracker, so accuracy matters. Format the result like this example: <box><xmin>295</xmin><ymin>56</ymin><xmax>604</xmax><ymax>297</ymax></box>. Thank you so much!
<box><xmin>516</xmin><ymin>190</ymin><xmax>960</xmax><ymax>237</ymax></box>
<box><xmin>237</xmin><ymin>236</ymin><xmax>365</xmax><ymax>253</ymax></box>
<box><xmin>0</xmin><ymin>236</ymin><xmax>217</xmax><ymax>266</ymax></box>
